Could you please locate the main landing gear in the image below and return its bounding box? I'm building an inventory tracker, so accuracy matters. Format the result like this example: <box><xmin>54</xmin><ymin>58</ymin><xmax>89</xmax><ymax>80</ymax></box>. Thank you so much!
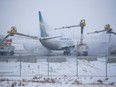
<box><xmin>63</xmin><ymin>49</ymin><xmax>71</xmax><ymax>55</ymax></box>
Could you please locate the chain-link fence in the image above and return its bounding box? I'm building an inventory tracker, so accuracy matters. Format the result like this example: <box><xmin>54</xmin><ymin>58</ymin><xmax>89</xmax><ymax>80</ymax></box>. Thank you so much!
<box><xmin>0</xmin><ymin>55</ymin><xmax>116</xmax><ymax>77</ymax></box>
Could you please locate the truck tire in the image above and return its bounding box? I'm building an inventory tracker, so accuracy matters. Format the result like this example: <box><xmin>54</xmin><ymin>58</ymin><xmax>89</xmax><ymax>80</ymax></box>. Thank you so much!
<box><xmin>10</xmin><ymin>51</ymin><xmax>14</xmax><ymax>55</ymax></box>
<box><xmin>0</xmin><ymin>52</ymin><xmax>6</xmax><ymax>56</ymax></box>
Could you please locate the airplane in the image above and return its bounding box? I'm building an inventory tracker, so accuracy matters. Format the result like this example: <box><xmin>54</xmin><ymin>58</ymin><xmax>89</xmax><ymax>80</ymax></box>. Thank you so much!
<box><xmin>38</xmin><ymin>11</ymin><xmax>75</xmax><ymax>55</ymax></box>
<box><xmin>5</xmin><ymin>11</ymin><xmax>75</xmax><ymax>55</ymax></box>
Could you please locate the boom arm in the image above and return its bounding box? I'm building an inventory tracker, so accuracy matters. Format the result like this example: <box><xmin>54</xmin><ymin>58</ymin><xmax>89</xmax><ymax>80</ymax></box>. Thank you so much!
<box><xmin>55</xmin><ymin>25</ymin><xmax>80</xmax><ymax>30</ymax></box>
<box><xmin>87</xmin><ymin>24</ymin><xmax>116</xmax><ymax>35</ymax></box>
<box><xmin>110</xmin><ymin>32</ymin><xmax>116</xmax><ymax>35</ymax></box>
<box><xmin>0</xmin><ymin>34</ymin><xmax>10</xmax><ymax>43</ymax></box>
<box><xmin>55</xmin><ymin>19</ymin><xmax>86</xmax><ymax>31</ymax></box>
<box><xmin>16</xmin><ymin>33</ymin><xmax>38</xmax><ymax>39</ymax></box>
<box><xmin>0</xmin><ymin>27</ymin><xmax>38</xmax><ymax>43</ymax></box>
<box><xmin>7</xmin><ymin>26</ymin><xmax>38</xmax><ymax>40</ymax></box>
<box><xmin>87</xmin><ymin>30</ymin><xmax>106</xmax><ymax>34</ymax></box>
<box><xmin>55</xmin><ymin>19</ymin><xmax>86</xmax><ymax>44</ymax></box>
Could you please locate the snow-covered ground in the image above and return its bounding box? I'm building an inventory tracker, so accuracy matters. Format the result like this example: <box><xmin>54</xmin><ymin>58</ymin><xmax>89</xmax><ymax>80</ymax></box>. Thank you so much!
<box><xmin>0</xmin><ymin>56</ymin><xmax>116</xmax><ymax>87</ymax></box>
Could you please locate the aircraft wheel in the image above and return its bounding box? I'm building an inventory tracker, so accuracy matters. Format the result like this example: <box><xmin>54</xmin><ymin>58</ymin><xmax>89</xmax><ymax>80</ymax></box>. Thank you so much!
<box><xmin>63</xmin><ymin>50</ymin><xmax>71</xmax><ymax>55</ymax></box>
<box><xmin>66</xmin><ymin>50</ymin><xmax>71</xmax><ymax>55</ymax></box>
<box><xmin>63</xmin><ymin>51</ymin><xmax>66</xmax><ymax>55</ymax></box>
<box><xmin>10</xmin><ymin>51</ymin><xmax>14</xmax><ymax>55</ymax></box>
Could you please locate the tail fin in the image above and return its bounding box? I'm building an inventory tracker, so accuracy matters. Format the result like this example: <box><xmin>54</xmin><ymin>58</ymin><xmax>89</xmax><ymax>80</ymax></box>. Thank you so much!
<box><xmin>39</xmin><ymin>11</ymin><xmax>49</xmax><ymax>37</ymax></box>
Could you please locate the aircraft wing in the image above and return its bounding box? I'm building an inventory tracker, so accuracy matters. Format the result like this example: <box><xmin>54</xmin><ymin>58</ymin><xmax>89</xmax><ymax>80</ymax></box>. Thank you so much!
<box><xmin>40</xmin><ymin>35</ymin><xmax>62</xmax><ymax>40</ymax></box>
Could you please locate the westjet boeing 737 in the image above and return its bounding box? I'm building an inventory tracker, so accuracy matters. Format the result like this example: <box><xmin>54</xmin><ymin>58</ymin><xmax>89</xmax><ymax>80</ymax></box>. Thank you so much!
<box><xmin>38</xmin><ymin>11</ymin><xmax>74</xmax><ymax>55</ymax></box>
<box><xmin>5</xmin><ymin>11</ymin><xmax>75</xmax><ymax>55</ymax></box>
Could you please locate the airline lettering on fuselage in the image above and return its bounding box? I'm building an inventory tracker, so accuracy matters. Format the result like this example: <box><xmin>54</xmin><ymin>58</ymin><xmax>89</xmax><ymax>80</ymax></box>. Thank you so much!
<box><xmin>60</xmin><ymin>38</ymin><xmax>72</xmax><ymax>41</ymax></box>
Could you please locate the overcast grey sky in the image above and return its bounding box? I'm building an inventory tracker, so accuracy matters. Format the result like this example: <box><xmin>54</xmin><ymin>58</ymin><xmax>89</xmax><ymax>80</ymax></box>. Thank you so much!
<box><xmin>0</xmin><ymin>0</ymin><xmax>116</xmax><ymax>39</ymax></box>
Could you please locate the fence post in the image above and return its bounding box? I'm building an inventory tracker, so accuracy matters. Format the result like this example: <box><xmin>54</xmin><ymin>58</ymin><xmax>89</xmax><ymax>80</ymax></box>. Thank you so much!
<box><xmin>47</xmin><ymin>55</ymin><xmax>50</xmax><ymax>77</ymax></box>
<box><xmin>106</xmin><ymin>55</ymin><xmax>108</xmax><ymax>78</ymax></box>
<box><xmin>38</xmin><ymin>65</ymin><xmax>39</xmax><ymax>75</ymax></box>
<box><xmin>19</xmin><ymin>55</ymin><xmax>21</xmax><ymax>77</ymax></box>
<box><xmin>76</xmin><ymin>53</ymin><xmax>78</xmax><ymax>77</ymax></box>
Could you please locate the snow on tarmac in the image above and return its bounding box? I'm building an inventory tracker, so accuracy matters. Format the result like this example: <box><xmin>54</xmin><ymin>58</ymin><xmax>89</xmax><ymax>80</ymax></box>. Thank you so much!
<box><xmin>0</xmin><ymin>56</ymin><xmax>116</xmax><ymax>87</ymax></box>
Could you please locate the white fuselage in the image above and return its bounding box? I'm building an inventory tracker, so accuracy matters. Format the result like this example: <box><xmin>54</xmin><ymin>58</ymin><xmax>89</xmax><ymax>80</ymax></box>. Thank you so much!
<box><xmin>40</xmin><ymin>37</ymin><xmax>74</xmax><ymax>50</ymax></box>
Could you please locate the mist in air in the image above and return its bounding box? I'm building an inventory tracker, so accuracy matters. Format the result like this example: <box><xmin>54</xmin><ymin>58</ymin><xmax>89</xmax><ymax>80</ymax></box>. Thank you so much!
<box><xmin>0</xmin><ymin>0</ymin><xmax>116</xmax><ymax>55</ymax></box>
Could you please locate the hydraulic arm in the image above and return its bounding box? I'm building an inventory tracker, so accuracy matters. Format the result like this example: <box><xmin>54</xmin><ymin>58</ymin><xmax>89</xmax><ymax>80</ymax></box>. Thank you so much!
<box><xmin>3</xmin><ymin>26</ymin><xmax>38</xmax><ymax>41</ymax></box>
<box><xmin>87</xmin><ymin>24</ymin><xmax>116</xmax><ymax>35</ymax></box>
